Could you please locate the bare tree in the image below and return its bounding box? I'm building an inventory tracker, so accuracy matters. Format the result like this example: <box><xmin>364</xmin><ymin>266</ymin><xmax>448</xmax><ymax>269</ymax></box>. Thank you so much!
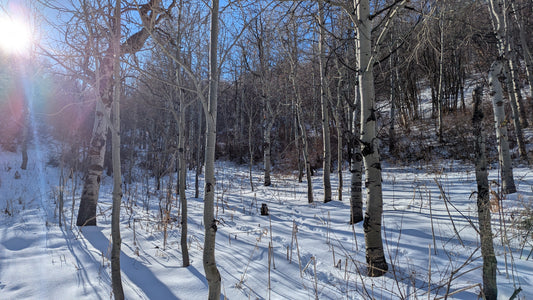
<box><xmin>318</xmin><ymin>0</ymin><xmax>332</xmax><ymax>202</ymax></box>
<box><xmin>487</xmin><ymin>0</ymin><xmax>517</xmax><ymax>194</ymax></box>
<box><xmin>110</xmin><ymin>0</ymin><xmax>124</xmax><ymax>297</ymax></box>
<box><xmin>203</xmin><ymin>0</ymin><xmax>221</xmax><ymax>298</ymax></box>
<box><xmin>356</xmin><ymin>0</ymin><xmax>389</xmax><ymax>277</ymax></box>
<box><xmin>279</xmin><ymin>10</ymin><xmax>314</xmax><ymax>203</ymax></box>
<box><xmin>472</xmin><ymin>85</ymin><xmax>497</xmax><ymax>300</ymax></box>
<box><xmin>76</xmin><ymin>0</ymin><xmax>170</xmax><ymax>226</ymax></box>
<box><xmin>488</xmin><ymin>0</ymin><xmax>527</xmax><ymax>161</ymax></box>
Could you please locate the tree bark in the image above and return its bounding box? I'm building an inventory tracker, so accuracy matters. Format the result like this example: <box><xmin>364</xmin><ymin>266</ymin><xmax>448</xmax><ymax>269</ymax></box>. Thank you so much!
<box><xmin>173</xmin><ymin>2</ymin><xmax>190</xmax><ymax>266</ymax></box>
<box><xmin>350</xmin><ymin>101</ymin><xmax>363</xmax><ymax>224</ymax></box>
<box><xmin>110</xmin><ymin>0</ymin><xmax>124</xmax><ymax>297</ymax></box>
<box><xmin>296</xmin><ymin>102</ymin><xmax>314</xmax><ymax>204</ymax></box>
<box><xmin>334</xmin><ymin>65</ymin><xmax>344</xmax><ymax>202</ymax></box>
<box><xmin>263</xmin><ymin>115</ymin><xmax>273</xmax><ymax>186</ymax></box>
<box><xmin>488</xmin><ymin>0</ymin><xmax>517</xmax><ymax>194</ymax></box>
<box><xmin>389</xmin><ymin>53</ymin><xmax>396</xmax><ymax>154</ymax></box>
<box><xmin>77</xmin><ymin>95</ymin><xmax>109</xmax><ymax>226</ymax></box>
<box><xmin>195</xmin><ymin>101</ymin><xmax>203</xmax><ymax>199</ymax></box>
<box><xmin>512</xmin><ymin>0</ymin><xmax>533</xmax><ymax>97</ymax></box>
<box><xmin>294</xmin><ymin>98</ymin><xmax>303</xmax><ymax>183</ymax></box>
<box><xmin>472</xmin><ymin>86</ymin><xmax>497</xmax><ymax>300</ymax></box>
<box><xmin>77</xmin><ymin>0</ymin><xmax>166</xmax><ymax>226</ymax></box>
<box><xmin>488</xmin><ymin>59</ymin><xmax>516</xmax><ymax>194</ymax></box>
<box><xmin>20</xmin><ymin>103</ymin><xmax>29</xmax><ymax>170</ymax></box>
<box><xmin>437</xmin><ymin>7</ymin><xmax>445</xmax><ymax>143</ymax></box>
<box><xmin>285</xmin><ymin>30</ymin><xmax>313</xmax><ymax>203</ymax></box>
<box><xmin>504</xmin><ymin>61</ymin><xmax>527</xmax><ymax>160</ymax></box>
<box><xmin>203</xmin><ymin>0</ymin><xmax>222</xmax><ymax>298</ymax></box>
<box><xmin>357</xmin><ymin>0</ymin><xmax>388</xmax><ymax>277</ymax></box>
<box><xmin>178</xmin><ymin>111</ymin><xmax>189</xmax><ymax>267</ymax></box>
<box><xmin>177</xmin><ymin>81</ymin><xmax>190</xmax><ymax>268</ymax></box>
<box><xmin>318</xmin><ymin>0</ymin><xmax>332</xmax><ymax>203</ymax></box>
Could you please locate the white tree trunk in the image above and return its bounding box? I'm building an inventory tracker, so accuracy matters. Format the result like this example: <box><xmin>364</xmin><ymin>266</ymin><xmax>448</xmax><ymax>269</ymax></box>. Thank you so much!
<box><xmin>77</xmin><ymin>0</ymin><xmax>164</xmax><ymax>226</ymax></box>
<box><xmin>110</xmin><ymin>0</ymin><xmax>124</xmax><ymax>297</ymax></box>
<box><xmin>195</xmin><ymin>101</ymin><xmax>203</xmax><ymax>199</ymax></box>
<box><xmin>350</xmin><ymin>26</ymin><xmax>363</xmax><ymax>225</ymax></box>
<box><xmin>472</xmin><ymin>86</ymin><xmax>497</xmax><ymax>300</ymax></box>
<box><xmin>173</xmin><ymin>7</ymin><xmax>191</xmax><ymax>266</ymax></box>
<box><xmin>512</xmin><ymin>0</ymin><xmax>533</xmax><ymax>97</ymax></box>
<box><xmin>488</xmin><ymin>59</ymin><xmax>516</xmax><ymax>194</ymax></box>
<box><xmin>203</xmin><ymin>0</ymin><xmax>221</xmax><ymax>298</ymax></box>
<box><xmin>357</xmin><ymin>0</ymin><xmax>388</xmax><ymax>277</ymax></box>
<box><xmin>177</xmin><ymin>83</ymin><xmax>190</xmax><ymax>268</ymax></box>
<box><xmin>335</xmin><ymin>68</ymin><xmax>343</xmax><ymax>202</ymax></box>
<box><xmin>488</xmin><ymin>0</ymin><xmax>517</xmax><ymax>193</ymax></box>
<box><xmin>289</xmin><ymin>62</ymin><xmax>313</xmax><ymax>203</ymax></box>
<box><xmin>318</xmin><ymin>0</ymin><xmax>332</xmax><ymax>203</ymax></box>
<box><xmin>350</xmin><ymin>95</ymin><xmax>363</xmax><ymax>224</ymax></box>
<box><xmin>294</xmin><ymin>98</ymin><xmax>303</xmax><ymax>183</ymax></box>
<box><xmin>436</xmin><ymin>7</ymin><xmax>445</xmax><ymax>143</ymax></box>
<box><xmin>504</xmin><ymin>61</ymin><xmax>527</xmax><ymax>159</ymax></box>
<box><xmin>77</xmin><ymin>94</ymin><xmax>109</xmax><ymax>226</ymax></box>
<box><xmin>297</xmin><ymin>103</ymin><xmax>314</xmax><ymax>203</ymax></box>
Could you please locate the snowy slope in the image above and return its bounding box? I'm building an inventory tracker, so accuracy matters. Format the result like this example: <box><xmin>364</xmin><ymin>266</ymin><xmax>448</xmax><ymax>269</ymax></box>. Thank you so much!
<box><xmin>1</xmin><ymin>148</ymin><xmax>532</xmax><ymax>299</ymax></box>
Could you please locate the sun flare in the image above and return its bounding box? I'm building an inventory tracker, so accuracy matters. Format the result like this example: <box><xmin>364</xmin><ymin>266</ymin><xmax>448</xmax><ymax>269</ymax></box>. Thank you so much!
<box><xmin>0</xmin><ymin>15</ymin><xmax>32</xmax><ymax>55</ymax></box>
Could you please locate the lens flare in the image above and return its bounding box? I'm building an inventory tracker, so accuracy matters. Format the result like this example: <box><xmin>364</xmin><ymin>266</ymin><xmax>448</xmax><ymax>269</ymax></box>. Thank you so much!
<box><xmin>0</xmin><ymin>15</ymin><xmax>32</xmax><ymax>55</ymax></box>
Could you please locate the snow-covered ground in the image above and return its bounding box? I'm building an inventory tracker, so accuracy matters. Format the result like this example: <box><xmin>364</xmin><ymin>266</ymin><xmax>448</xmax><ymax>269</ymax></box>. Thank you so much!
<box><xmin>1</xmin><ymin>148</ymin><xmax>532</xmax><ymax>299</ymax></box>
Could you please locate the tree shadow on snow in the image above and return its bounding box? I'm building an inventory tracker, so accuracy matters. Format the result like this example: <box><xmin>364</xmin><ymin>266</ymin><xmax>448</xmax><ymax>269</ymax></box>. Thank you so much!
<box><xmin>59</xmin><ymin>227</ymin><xmax>106</xmax><ymax>300</ymax></box>
<box><xmin>81</xmin><ymin>227</ymin><xmax>180</xmax><ymax>299</ymax></box>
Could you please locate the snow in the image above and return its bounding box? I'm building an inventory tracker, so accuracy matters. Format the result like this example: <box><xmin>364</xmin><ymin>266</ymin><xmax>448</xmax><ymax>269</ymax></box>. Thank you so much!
<box><xmin>1</xmin><ymin>148</ymin><xmax>532</xmax><ymax>299</ymax></box>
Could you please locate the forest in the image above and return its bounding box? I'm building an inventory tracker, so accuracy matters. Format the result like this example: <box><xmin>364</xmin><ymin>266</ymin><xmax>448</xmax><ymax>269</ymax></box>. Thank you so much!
<box><xmin>0</xmin><ymin>0</ymin><xmax>532</xmax><ymax>299</ymax></box>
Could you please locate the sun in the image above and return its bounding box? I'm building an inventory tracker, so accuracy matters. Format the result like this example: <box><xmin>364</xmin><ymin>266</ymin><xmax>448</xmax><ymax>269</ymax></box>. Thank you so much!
<box><xmin>0</xmin><ymin>15</ymin><xmax>32</xmax><ymax>55</ymax></box>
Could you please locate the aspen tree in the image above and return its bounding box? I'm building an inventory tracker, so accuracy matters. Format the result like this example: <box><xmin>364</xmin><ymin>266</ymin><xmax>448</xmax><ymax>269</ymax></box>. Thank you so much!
<box><xmin>357</xmin><ymin>0</ymin><xmax>388</xmax><ymax>276</ymax></box>
<box><xmin>318</xmin><ymin>0</ymin><xmax>332</xmax><ymax>202</ymax></box>
<box><xmin>77</xmin><ymin>0</ymin><xmax>169</xmax><ymax>226</ymax></box>
<box><xmin>203</xmin><ymin>0</ymin><xmax>222</xmax><ymax>298</ymax></box>
<box><xmin>472</xmin><ymin>86</ymin><xmax>497</xmax><ymax>300</ymax></box>
<box><xmin>110</xmin><ymin>0</ymin><xmax>124</xmax><ymax>298</ymax></box>
<box><xmin>487</xmin><ymin>0</ymin><xmax>517</xmax><ymax>193</ymax></box>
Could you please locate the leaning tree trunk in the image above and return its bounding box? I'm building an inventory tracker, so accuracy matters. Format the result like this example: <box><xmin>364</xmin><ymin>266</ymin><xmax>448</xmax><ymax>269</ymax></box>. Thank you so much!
<box><xmin>358</xmin><ymin>0</ymin><xmax>388</xmax><ymax>277</ymax></box>
<box><xmin>318</xmin><ymin>0</ymin><xmax>332</xmax><ymax>203</ymax></box>
<box><xmin>77</xmin><ymin>89</ymin><xmax>110</xmax><ymax>226</ymax></box>
<box><xmin>77</xmin><ymin>0</ymin><xmax>163</xmax><ymax>226</ymax></box>
<box><xmin>110</xmin><ymin>0</ymin><xmax>124</xmax><ymax>297</ymax></box>
<box><xmin>488</xmin><ymin>59</ymin><xmax>516</xmax><ymax>194</ymax></box>
<box><xmin>203</xmin><ymin>0</ymin><xmax>222</xmax><ymax>298</ymax></box>
<box><xmin>472</xmin><ymin>86</ymin><xmax>497</xmax><ymax>300</ymax></box>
